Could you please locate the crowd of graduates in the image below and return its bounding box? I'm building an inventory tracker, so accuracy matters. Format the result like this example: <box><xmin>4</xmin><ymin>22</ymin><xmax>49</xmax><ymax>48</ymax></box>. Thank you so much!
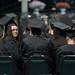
<box><xmin>0</xmin><ymin>11</ymin><xmax>75</xmax><ymax>75</ymax></box>
<box><xmin>0</xmin><ymin>0</ymin><xmax>75</xmax><ymax>75</ymax></box>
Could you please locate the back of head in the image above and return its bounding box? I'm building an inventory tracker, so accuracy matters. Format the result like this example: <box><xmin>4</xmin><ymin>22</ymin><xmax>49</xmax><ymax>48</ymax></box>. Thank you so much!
<box><xmin>28</xmin><ymin>18</ymin><xmax>44</xmax><ymax>36</ymax></box>
<box><xmin>31</xmin><ymin>28</ymin><xmax>41</xmax><ymax>35</ymax></box>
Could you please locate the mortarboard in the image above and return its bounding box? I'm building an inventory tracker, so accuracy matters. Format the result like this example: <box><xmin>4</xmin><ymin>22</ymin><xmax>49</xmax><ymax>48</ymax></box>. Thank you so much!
<box><xmin>66</xmin><ymin>30</ymin><xmax>75</xmax><ymax>38</ymax></box>
<box><xmin>59</xmin><ymin>15</ymin><xmax>74</xmax><ymax>27</ymax></box>
<box><xmin>28</xmin><ymin>18</ymin><xmax>44</xmax><ymax>35</ymax></box>
<box><xmin>0</xmin><ymin>15</ymin><xmax>13</xmax><ymax>26</ymax></box>
<box><xmin>51</xmin><ymin>21</ymin><xmax>71</xmax><ymax>30</ymax></box>
<box><xmin>28</xmin><ymin>18</ymin><xmax>44</xmax><ymax>29</ymax></box>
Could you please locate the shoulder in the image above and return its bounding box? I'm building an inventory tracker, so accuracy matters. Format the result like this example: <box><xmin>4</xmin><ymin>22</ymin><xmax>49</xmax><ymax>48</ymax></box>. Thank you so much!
<box><xmin>4</xmin><ymin>36</ymin><xmax>15</xmax><ymax>45</ymax></box>
<box><xmin>58</xmin><ymin>45</ymin><xmax>75</xmax><ymax>52</ymax></box>
<box><xmin>4</xmin><ymin>36</ymin><xmax>12</xmax><ymax>42</ymax></box>
<box><xmin>59</xmin><ymin>45</ymin><xmax>75</xmax><ymax>49</ymax></box>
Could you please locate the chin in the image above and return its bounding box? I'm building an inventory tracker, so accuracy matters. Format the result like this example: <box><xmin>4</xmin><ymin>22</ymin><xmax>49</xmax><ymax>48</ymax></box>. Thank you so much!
<box><xmin>13</xmin><ymin>35</ymin><xmax>18</xmax><ymax>38</ymax></box>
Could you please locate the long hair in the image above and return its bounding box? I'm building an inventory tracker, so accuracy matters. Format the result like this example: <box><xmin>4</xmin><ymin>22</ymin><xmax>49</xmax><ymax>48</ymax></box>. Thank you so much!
<box><xmin>7</xmin><ymin>22</ymin><xmax>20</xmax><ymax>41</ymax></box>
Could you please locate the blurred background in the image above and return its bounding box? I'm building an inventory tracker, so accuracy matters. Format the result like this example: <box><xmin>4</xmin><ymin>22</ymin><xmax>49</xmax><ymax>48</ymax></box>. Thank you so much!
<box><xmin>0</xmin><ymin>0</ymin><xmax>75</xmax><ymax>16</ymax></box>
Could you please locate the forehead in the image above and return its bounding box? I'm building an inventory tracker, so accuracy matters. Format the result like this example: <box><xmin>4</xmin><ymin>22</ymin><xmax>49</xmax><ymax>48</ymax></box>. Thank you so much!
<box><xmin>11</xmin><ymin>25</ymin><xmax>18</xmax><ymax>29</ymax></box>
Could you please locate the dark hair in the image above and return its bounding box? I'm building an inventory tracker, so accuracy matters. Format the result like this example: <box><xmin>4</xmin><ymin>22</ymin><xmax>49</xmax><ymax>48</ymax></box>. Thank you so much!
<box><xmin>66</xmin><ymin>30</ymin><xmax>75</xmax><ymax>39</ymax></box>
<box><xmin>7</xmin><ymin>23</ymin><xmax>19</xmax><ymax>40</ymax></box>
<box><xmin>31</xmin><ymin>28</ymin><xmax>41</xmax><ymax>35</ymax></box>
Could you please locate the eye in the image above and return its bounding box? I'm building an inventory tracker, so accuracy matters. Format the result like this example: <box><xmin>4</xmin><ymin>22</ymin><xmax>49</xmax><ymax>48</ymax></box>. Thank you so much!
<box><xmin>11</xmin><ymin>29</ymin><xmax>18</xmax><ymax>31</ymax></box>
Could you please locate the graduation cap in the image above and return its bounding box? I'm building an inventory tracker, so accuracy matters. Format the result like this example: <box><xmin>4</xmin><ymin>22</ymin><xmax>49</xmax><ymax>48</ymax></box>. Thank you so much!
<box><xmin>51</xmin><ymin>21</ymin><xmax>71</xmax><ymax>30</ymax></box>
<box><xmin>28</xmin><ymin>18</ymin><xmax>44</xmax><ymax>35</ymax></box>
<box><xmin>28</xmin><ymin>18</ymin><xmax>44</xmax><ymax>29</ymax></box>
<box><xmin>0</xmin><ymin>15</ymin><xmax>14</xmax><ymax>26</ymax></box>
<box><xmin>6</xmin><ymin>13</ymin><xmax>17</xmax><ymax>18</ymax></box>
<box><xmin>0</xmin><ymin>15</ymin><xmax>14</xmax><ymax>38</ymax></box>
<box><xmin>59</xmin><ymin>15</ymin><xmax>74</xmax><ymax>27</ymax></box>
<box><xmin>66</xmin><ymin>30</ymin><xmax>75</xmax><ymax>38</ymax></box>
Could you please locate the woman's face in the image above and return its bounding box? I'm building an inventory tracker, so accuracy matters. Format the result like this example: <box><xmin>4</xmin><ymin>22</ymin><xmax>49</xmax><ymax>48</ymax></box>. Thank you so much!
<box><xmin>11</xmin><ymin>25</ymin><xmax>19</xmax><ymax>38</ymax></box>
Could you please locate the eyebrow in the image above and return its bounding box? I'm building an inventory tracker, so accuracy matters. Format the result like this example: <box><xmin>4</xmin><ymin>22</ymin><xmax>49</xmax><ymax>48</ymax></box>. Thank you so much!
<box><xmin>11</xmin><ymin>28</ymin><xmax>18</xmax><ymax>30</ymax></box>
<box><xmin>11</xmin><ymin>27</ymin><xmax>18</xmax><ymax>29</ymax></box>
